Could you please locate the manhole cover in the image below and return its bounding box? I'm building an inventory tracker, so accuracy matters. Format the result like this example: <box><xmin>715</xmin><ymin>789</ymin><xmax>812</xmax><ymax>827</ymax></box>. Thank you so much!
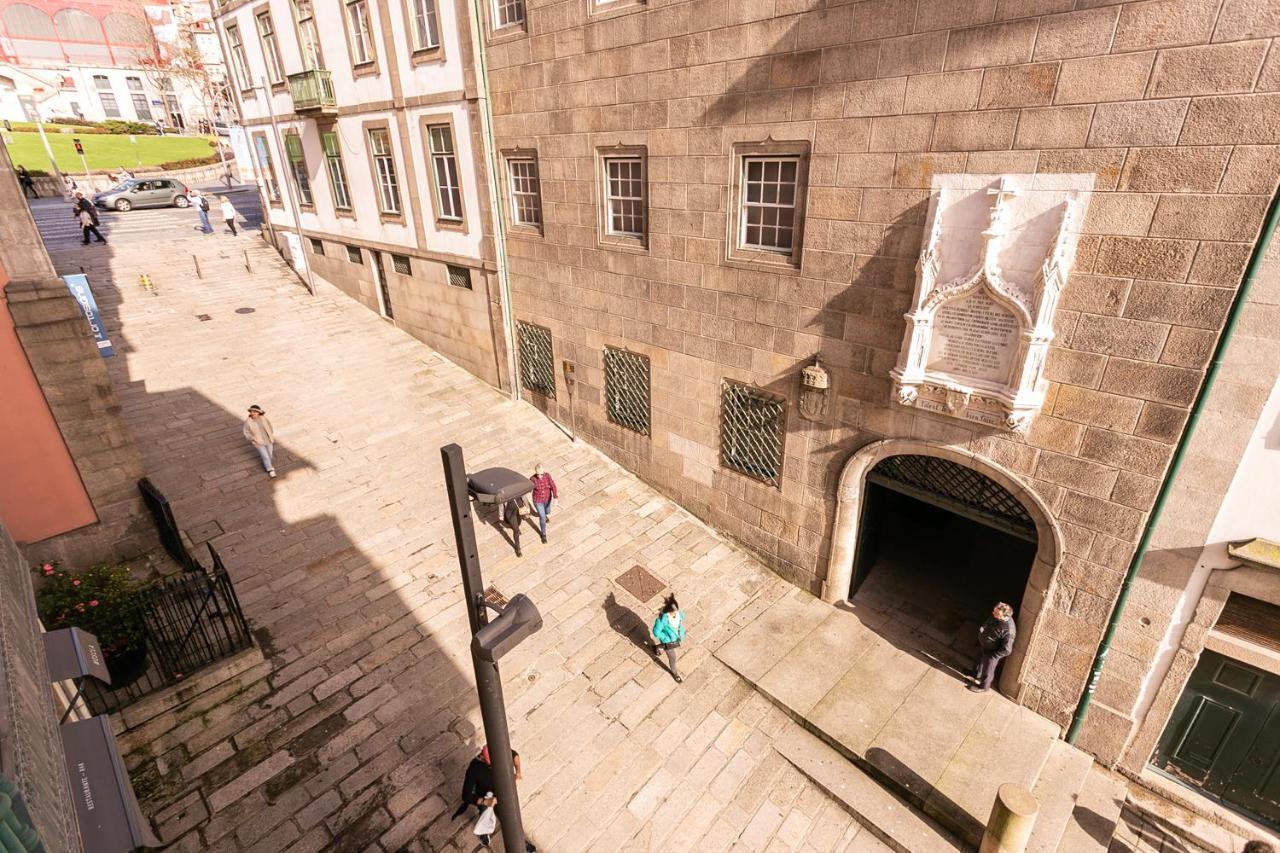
<box><xmin>196</xmin><ymin>314</ymin><xmax>212</xmax><ymax>321</ymax></box>
<box><xmin>616</xmin><ymin>565</ymin><xmax>665</xmax><ymax>603</ymax></box>
<box><xmin>483</xmin><ymin>585</ymin><xmax>508</xmax><ymax>609</ymax></box>
<box><xmin>235</xmin><ymin>307</ymin><xmax>255</xmax><ymax>314</ymax></box>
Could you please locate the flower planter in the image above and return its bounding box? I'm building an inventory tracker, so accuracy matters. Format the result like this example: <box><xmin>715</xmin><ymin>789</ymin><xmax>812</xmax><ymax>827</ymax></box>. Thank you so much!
<box><xmin>105</xmin><ymin>639</ymin><xmax>148</xmax><ymax>687</ymax></box>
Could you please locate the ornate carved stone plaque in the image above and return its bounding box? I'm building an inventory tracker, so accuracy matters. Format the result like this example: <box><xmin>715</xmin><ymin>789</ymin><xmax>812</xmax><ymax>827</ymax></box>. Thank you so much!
<box><xmin>891</xmin><ymin>174</ymin><xmax>1094</xmax><ymax>433</ymax></box>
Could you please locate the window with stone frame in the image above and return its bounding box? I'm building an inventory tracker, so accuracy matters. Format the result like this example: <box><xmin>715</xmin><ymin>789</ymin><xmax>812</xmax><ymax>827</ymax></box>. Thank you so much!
<box><xmin>427</xmin><ymin>124</ymin><xmax>463</xmax><ymax>223</ymax></box>
<box><xmin>345</xmin><ymin>0</ymin><xmax>375</xmax><ymax>65</ymax></box>
<box><xmin>720</xmin><ymin>380</ymin><xmax>786</xmax><ymax>488</ymax></box>
<box><xmin>392</xmin><ymin>254</ymin><xmax>411</xmax><ymax>275</ymax></box>
<box><xmin>130</xmin><ymin>93</ymin><xmax>152</xmax><ymax>120</ymax></box>
<box><xmin>321</xmin><ymin>131</ymin><xmax>351</xmax><ymax>211</ymax></box>
<box><xmin>739</xmin><ymin>156</ymin><xmax>799</xmax><ymax>255</ymax></box>
<box><xmin>346</xmin><ymin>244</ymin><xmax>362</xmax><ymax>263</ymax></box>
<box><xmin>93</xmin><ymin>74</ymin><xmax>111</xmax><ymax>90</ymax></box>
<box><xmin>447</xmin><ymin>264</ymin><xmax>472</xmax><ymax>289</ymax></box>
<box><xmin>256</xmin><ymin>11</ymin><xmax>285</xmax><ymax>84</ymax></box>
<box><xmin>601</xmin><ymin>151</ymin><xmax>646</xmax><ymax>246</ymax></box>
<box><xmin>516</xmin><ymin>321</ymin><xmax>555</xmax><ymax>398</ymax></box>
<box><xmin>125</xmin><ymin>76</ymin><xmax>143</xmax><ymax>91</ymax></box>
<box><xmin>224</xmin><ymin>24</ymin><xmax>251</xmax><ymax>91</ymax></box>
<box><xmin>409</xmin><ymin>0</ymin><xmax>439</xmax><ymax>50</ymax></box>
<box><xmin>285</xmin><ymin>132</ymin><xmax>312</xmax><ymax>206</ymax></box>
<box><xmin>506</xmin><ymin>156</ymin><xmax>542</xmax><ymax>231</ymax></box>
<box><xmin>292</xmin><ymin>0</ymin><xmax>322</xmax><ymax>70</ymax></box>
<box><xmin>99</xmin><ymin>91</ymin><xmax>120</xmax><ymax>118</ymax></box>
<box><xmin>493</xmin><ymin>0</ymin><xmax>524</xmax><ymax>28</ymax></box>
<box><xmin>253</xmin><ymin>132</ymin><xmax>281</xmax><ymax>203</ymax></box>
<box><xmin>367</xmin><ymin>127</ymin><xmax>401</xmax><ymax>215</ymax></box>
<box><xmin>310</xmin><ymin>237</ymin><xmax>325</xmax><ymax>254</ymax></box>
<box><xmin>604</xmin><ymin>347</ymin><xmax>651</xmax><ymax>436</ymax></box>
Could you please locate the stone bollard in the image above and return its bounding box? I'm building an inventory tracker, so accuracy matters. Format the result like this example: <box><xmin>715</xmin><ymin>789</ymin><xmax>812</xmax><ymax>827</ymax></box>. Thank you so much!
<box><xmin>979</xmin><ymin>783</ymin><xmax>1039</xmax><ymax>853</ymax></box>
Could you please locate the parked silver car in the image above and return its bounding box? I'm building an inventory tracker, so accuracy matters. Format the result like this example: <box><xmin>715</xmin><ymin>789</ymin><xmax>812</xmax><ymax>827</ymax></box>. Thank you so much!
<box><xmin>94</xmin><ymin>178</ymin><xmax>191</xmax><ymax>212</ymax></box>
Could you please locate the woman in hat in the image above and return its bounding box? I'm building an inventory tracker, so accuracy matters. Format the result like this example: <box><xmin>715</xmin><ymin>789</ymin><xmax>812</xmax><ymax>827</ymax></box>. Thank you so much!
<box><xmin>242</xmin><ymin>404</ymin><xmax>276</xmax><ymax>478</ymax></box>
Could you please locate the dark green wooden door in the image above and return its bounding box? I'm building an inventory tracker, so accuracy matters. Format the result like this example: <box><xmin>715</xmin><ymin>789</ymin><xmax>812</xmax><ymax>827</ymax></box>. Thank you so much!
<box><xmin>1156</xmin><ymin>650</ymin><xmax>1280</xmax><ymax>828</ymax></box>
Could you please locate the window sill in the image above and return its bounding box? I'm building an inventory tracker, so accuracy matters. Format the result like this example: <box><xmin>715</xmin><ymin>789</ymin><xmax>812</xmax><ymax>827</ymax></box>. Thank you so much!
<box><xmin>435</xmin><ymin>217</ymin><xmax>466</xmax><ymax>233</ymax></box>
<box><xmin>587</xmin><ymin>0</ymin><xmax>645</xmax><ymax>21</ymax></box>
<box><xmin>271</xmin><ymin>82</ymin><xmax>287</xmax><ymax>94</ymax></box>
<box><xmin>487</xmin><ymin>24</ymin><xmax>527</xmax><ymax>45</ymax></box>
<box><xmin>334</xmin><ymin>207</ymin><xmax>356</xmax><ymax>220</ymax></box>
<box><xmin>409</xmin><ymin>46</ymin><xmax>445</xmax><ymax>66</ymax></box>
<box><xmin>600</xmin><ymin>234</ymin><xmax>648</xmax><ymax>254</ymax></box>
<box><xmin>508</xmin><ymin>226</ymin><xmax>543</xmax><ymax>240</ymax></box>
<box><xmin>725</xmin><ymin>248</ymin><xmax>802</xmax><ymax>275</ymax></box>
<box><xmin>378</xmin><ymin>211</ymin><xmax>406</xmax><ymax>225</ymax></box>
<box><xmin>352</xmin><ymin>61</ymin><xmax>379</xmax><ymax>78</ymax></box>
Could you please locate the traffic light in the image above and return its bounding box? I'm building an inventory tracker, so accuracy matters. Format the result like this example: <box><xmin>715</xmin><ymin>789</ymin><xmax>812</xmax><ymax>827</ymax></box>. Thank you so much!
<box><xmin>73</xmin><ymin>137</ymin><xmax>84</xmax><ymax>155</ymax></box>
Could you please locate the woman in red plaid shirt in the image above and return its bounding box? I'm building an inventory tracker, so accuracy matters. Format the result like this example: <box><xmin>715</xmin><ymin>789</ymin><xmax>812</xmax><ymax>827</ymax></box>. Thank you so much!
<box><xmin>529</xmin><ymin>463</ymin><xmax>557</xmax><ymax>544</ymax></box>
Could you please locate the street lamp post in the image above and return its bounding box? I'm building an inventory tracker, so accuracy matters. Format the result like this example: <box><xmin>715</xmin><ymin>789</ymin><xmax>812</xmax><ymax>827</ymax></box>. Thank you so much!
<box><xmin>441</xmin><ymin>444</ymin><xmax>541</xmax><ymax>853</ymax></box>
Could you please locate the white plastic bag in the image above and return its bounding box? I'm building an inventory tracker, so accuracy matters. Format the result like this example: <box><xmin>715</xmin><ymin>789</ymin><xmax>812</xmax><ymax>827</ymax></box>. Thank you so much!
<box><xmin>474</xmin><ymin>804</ymin><xmax>497</xmax><ymax>836</ymax></box>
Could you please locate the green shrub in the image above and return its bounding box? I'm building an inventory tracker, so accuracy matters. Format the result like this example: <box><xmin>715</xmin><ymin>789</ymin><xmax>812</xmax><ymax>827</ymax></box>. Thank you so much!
<box><xmin>158</xmin><ymin>155</ymin><xmax>221</xmax><ymax>170</ymax></box>
<box><xmin>47</xmin><ymin>115</ymin><xmax>102</xmax><ymax>127</ymax></box>
<box><xmin>102</xmin><ymin>119</ymin><xmax>156</xmax><ymax>135</ymax></box>
<box><xmin>32</xmin><ymin>561</ymin><xmax>148</xmax><ymax>656</ymax></box>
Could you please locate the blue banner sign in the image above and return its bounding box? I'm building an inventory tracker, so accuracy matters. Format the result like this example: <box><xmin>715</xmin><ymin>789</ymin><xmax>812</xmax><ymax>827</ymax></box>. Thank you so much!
<box><xmin>61</xmin><ymin>273</ymin><xmax>114</xmax><ymax>357</ymax></box>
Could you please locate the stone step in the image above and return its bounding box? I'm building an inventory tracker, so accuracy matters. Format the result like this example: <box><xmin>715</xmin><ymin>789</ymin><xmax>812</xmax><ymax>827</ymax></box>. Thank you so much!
<box><xmin>1053</xmin><ymin>763</ymin><xmax>1128</xmax><ymax>853</ymax></box>
<box><xmin>775</xmin><ymin>723</ymin><xmax>967</xmax><ymax>853</ymax></box>
<box><xmin>1026</xmin><ymin>738</ymin><xmax>1094</xmax><ymax>853</ymax></box>
<box><xmin>1124</xmin><ymin>771</ymin><xmax>1280</xmax><ymax>853</ymax></box>
<box><xmin>112</xmin><ymin>645</ymin><xmax>267</xmax><ymax>735</ymax></box>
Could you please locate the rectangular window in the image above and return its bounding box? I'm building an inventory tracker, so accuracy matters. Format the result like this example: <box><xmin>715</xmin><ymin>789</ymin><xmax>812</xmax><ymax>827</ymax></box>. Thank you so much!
<box><xmin>367</xmin><ymin>127</ymin><xmax>401</xmax><ymax>215</ymax></box>
<box><xmin>310</xmin><ymin>238</ymin><xmax>325</xmax><ymax>254</ymax></box>
<box><xmin>427</xmin><ymin>124</ymin><xmax>462</xmax><ymax>223</ymax></box>
<box><xmin>256</xmin><ymin>12</ymin><xmax>285</xmax><ymax>84</ymax></box>
<box><xmin>126</xmin><ymin>76</ymin><xmax>143</xmax><ymax>92</ymax></box>
<box><xmin>739</xmin><ymin>156</ymin><xmax>799</xmax><ymax>255</ymax></box>
<box><xmin>410</xmin><ymin>0</ymin><xmax>439</xmax><ymax>50</ymax></box>
<box><xmin>494</xmin><ymin>0</ymin><xmax>524</xmax><ymax>28</ymax></box>
<box><xmin>721</xmin><ymin>381</ymin><xmax>786</xmax><ymax>488</ymax></box>
<box><xmin>225</xmin><ymin>24</ymin><xmax>250</xmax><ymax>90</ymax></box>
<box><xmin>346</xmin><ymin>0</ymin><xmax>374</xmax><ymax>65</ymax></box>
<box><xmin>346</xmin><ymin>244</ymin><xmax>362</xmax><ymax>263</ymax></box>
<box><xmin>507</xmin><ymin>157</ymin><xmax>541</xmax><ymax>229</ymax></box>
<box><xmin>253</xmin><ymin>133</ymin><xmax>280</xmax><ymax>203</ymax></box>
<box><xmin>602</xmin><ymin>154</ymin><xmax>645</xmax><ymax>242</ymax></box>
<box><xmin>293</xmin><ymin>0</ymin><xmax>322</xmax><ymax>70</ymax></box>
<box><xmin>131</xmin><ymin>93</ymin><xmax>152</xmax><ymax>120</ymax></box>
<box><xmin>93</xmin><ymin>75</ymin><xmax>110</xmax><ymax>90</ymax></box>
<box><xmin>447</xmin><ymin>264</ymin><xmax>471</xmax><ymax>289</ymax></box>
<box><xmin>321</xmin><ymin>131</ymin><xmax>352</xmax><ymax>211</ymax></box>
<box><xmin>391</xmin><ymin>254</ymin><xmax>411</xmax><ymax>275</ymax></box>
<box><xmin>516</xmin><ymin>321</ymin><xmax>555</xmax><ymax>398</ymax></box>
<box><xmin>285</xmin><ymin>133</ymin><xmax>312</xmax><ymax>206</ymax></box>
<box><xmin>604</xmin><ymin>347</ymin><xmax>651</xmax><ymax>436</ymax></box>
<box><xmin>99</xmin><ymin>92</ymin><xmax>120</xmax><ymax>118</ymax></box>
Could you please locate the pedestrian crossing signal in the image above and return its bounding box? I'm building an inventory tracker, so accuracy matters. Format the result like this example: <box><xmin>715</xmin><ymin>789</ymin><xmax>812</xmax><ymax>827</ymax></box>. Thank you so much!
<box><xmin>73</xmin><ymin>137</ymin><xmax>83</xmax><ymax>155</ymax></box>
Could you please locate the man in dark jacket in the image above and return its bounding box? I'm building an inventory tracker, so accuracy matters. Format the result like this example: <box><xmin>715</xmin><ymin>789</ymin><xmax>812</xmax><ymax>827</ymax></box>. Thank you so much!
<box><xmin>969</xmin><ymin>602</ymin><xmax>1016</xmax><ymax>693</ymax></box>
<box><xmin>72</xmin><ymin>191</ymin><xmax>97</xmax><ymax>223</ymax></box>
<box><xmin>451</xmin><ymin>745</ymin><xmax>536</xmax><ymax>850</ymax></box>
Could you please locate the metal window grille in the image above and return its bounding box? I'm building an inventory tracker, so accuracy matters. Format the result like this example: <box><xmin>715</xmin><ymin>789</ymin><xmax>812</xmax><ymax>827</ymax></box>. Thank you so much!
<box><xmin>495</xmin><ymin>0</ymin><xmax>524</xmax><ymax>27</ymax></box>
<box><xmin>392</xmin><ymin>253</ymin><xmax>411</xmax><ymax>275</ymax></box>
<box><xmin>309</xmin><ymin>238</ymin><xmax>324</xmax><ymax>254</ymax></box>
<box><xmin>740</xmin><ymin>156</ymin><xmax>798</xmax><ymax>253</ymax></box>
<box><xmin>721</xmin><ymin>381</ymin><xmax>786</xmax><ymax>487</ymax></box>
<box><xmin>346</xmin><ymin>244</ymin><xmax>362</xmax><ymax>263</ymax></box>
<box><xmin>867</xmin><ymin>455</ymin><xmax>1036</xmax><ymax>541</ymax></box>
<box><xmin>604</xmin><ymin>156</ymin><xmax>645</xmax><ymax>238</ymax></box>
<box><xmin>322</xmin><ymin>132</ymin><xmax>351</xmax><ymax>210</ymax></box>
<box><xmin>411</xmin><ymin>0</ymin><xmax>439</xmax><ymax>49</ymax></box>
<box><xmin>368</xmin><ymin>128</ymin><xmax>401</xmax><ymax>214</ymax></box>
<box><xmin>428</xmin><ymin>125</ymin><xmax>463</xmax><ymax>221</ymax></box>
<box><xmin>447</xmin><ymin>264</ymin><xmax>472</xmax><ymax>289</ymax></box>
<box><xmin>257</xmin><ymin>12</ymin><xmax>284</xmax><ymax>82</ymax></box>
<box><xmin>604</xmin><ymin>347</ymin><xmax>650</xmax><ymax>435</ymax></box>
<box><xmin>517</xmin><ymin>321</ymin><xmax>555</xmax><ymax>398</ymax></box>
<box><xmin>346</xmin><ymin>0</ymin><xmax>373</xmax><ymax>64</ymax></box>
<box><xmin>508</xmin><ymin>158</ymin><xmax>541</xmax><ymax>227</ymax></box>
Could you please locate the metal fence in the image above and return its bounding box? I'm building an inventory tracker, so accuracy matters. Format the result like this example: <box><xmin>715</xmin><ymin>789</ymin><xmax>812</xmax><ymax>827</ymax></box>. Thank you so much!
<box><xmin>138</xmin><ymin>477</ymin><xmax>198</xmax><ymax>572</ymax></box>
<box><xmin>81</xmin><ymin>544</ymin><xmax>253</xmax><ymax>716</ymax></box>
<box><xmin>517</xmin><ymin>321</ymin><xmax>556</xmax><ymax>398</ymax></box>
<box><xmin>604</xmin><ymin>346</ymin><xmax>651</xmax><ymax>435</ymax></box>
<box><xmin>721</xmin><ymin>381</ymin><xmax>787</xmax><ymax>487</ymax></box>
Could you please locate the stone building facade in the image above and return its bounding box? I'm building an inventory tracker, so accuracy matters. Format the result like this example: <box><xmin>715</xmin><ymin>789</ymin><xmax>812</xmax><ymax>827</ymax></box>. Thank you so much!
<box><xmin>478</xmin><ymin>0</ymin><xmax>1280</xmax><ymax>779</ymax></box>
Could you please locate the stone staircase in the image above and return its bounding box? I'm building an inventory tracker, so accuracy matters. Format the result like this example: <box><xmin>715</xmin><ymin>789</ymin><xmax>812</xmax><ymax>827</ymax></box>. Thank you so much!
<box><xmin>713</xmin><ymin>587</ymin><xmax>1126</xmax><ymax>852</ymax></box>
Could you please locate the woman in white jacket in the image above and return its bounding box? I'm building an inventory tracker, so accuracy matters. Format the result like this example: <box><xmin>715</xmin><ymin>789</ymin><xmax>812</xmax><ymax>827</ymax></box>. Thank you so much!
<box><xmin>220</xmin><ymin>196</ymin><xmax>238</xmax><ymax>236</ymax></box>
<box><xmin>242</xmin><ymin>404</ymin><xmax>275</xmax><ymax>477</ymax></box>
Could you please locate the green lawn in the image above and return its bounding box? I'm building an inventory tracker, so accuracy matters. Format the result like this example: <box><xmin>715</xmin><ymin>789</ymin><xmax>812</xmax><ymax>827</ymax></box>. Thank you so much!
<box><xmin>4</xmin><ymin>131</ymin><xmax>215</xmax><ymax>173</ymax></box>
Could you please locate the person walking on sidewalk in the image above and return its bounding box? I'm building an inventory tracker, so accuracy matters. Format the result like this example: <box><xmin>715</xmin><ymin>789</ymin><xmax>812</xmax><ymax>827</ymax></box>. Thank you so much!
<box><xmin>220</xmin><ymin>195</ymin><xmax>238</xmax><ymax>236</ymax></box>
<box><xmin>969</xmin><ymin>602</ymin><xmax>1016</xmax><ymax>693</ymax></box>
<box><xmin>650</xmin><ymin>594</ymin><xmax>687</xmax><ymax>683</ymax></box>
<box><xmin>450</xmin><ymin>745</ymin><xmax>536</xmax><ymax>851</ymax></box>
<box><xmin>17</xmin><ymin>165</ymin><xmax>37</xmax><ymax>198</ymax></box>
<box><xmin>190</xmin><ymin>190</ymin><xmax>214</xmax><ymax>234</ymax></box>
<box><xmin>77</xmin><ymin>206</ymin><xmax>106</xmax><ymax>245</ymax></box>
<box><xmin>242</xmin><ymin>404</ymin><xmax>276</xmax><ymax>478</ymax></box>
<box><xmin>528</xmin><ymin>463</ymin><xmax>557</xmax><ymax>544</ymax></box>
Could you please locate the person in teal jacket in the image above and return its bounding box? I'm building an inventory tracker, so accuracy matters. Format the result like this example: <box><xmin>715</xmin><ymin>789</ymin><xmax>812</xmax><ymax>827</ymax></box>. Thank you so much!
<box><xmin>650</xmin><ymin>594</ymin><xmax>686</xmax><ymax>683</ymax></box>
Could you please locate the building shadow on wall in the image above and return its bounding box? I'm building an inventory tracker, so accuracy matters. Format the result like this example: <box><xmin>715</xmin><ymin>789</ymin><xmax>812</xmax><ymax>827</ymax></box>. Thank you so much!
<box><xmin>44</xmin><ymin>236</ymin><xmax>541</xmax><ymax>852</ymax></box>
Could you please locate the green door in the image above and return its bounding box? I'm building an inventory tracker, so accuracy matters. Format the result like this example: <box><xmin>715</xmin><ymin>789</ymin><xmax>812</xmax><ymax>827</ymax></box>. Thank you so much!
<box><xmin>1155</xmin><ymin>650</ymin><xmax>1280</xmax><ymax>829</ymax></box>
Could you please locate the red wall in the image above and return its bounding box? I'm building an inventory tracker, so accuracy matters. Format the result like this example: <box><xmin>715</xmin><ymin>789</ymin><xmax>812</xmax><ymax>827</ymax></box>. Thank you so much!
<box><xmin>0</xmin><ymin>267</ymin><xmax>97</xmax><ymax>544</ymax></box>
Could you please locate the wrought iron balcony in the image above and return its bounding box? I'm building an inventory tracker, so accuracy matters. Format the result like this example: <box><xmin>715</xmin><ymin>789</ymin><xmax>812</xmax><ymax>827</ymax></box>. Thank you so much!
<box><xmin>287</xmin><ymin>69</ymin><xmax>336</xmax><ymax>114</ymax></box>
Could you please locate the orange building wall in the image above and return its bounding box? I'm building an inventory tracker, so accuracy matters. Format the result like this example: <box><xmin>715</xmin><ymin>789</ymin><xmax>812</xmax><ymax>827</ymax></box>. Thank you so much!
<box><xmin>0</xmin><ymin>267</ymin><xmax>97</xmax><ymax>544</ymax></box>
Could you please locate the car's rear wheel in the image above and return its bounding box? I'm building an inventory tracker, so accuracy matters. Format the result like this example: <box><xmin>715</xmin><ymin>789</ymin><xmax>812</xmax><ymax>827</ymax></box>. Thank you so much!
<box><xmin>114</xmin><ymin>199</ymin><xmax>132</xmax><ymax>211</ymax></box>
<box><xmin>173</xmin><ymin>195</ymin><xmax>190</xmax><ymax>208</ymax></box>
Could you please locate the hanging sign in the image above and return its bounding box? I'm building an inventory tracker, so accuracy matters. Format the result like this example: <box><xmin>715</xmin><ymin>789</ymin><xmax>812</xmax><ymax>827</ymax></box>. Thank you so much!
<box><xmin>61</xmin><ymin>273</ymin><xmax>114</xmax><ymax>357</ymax></box>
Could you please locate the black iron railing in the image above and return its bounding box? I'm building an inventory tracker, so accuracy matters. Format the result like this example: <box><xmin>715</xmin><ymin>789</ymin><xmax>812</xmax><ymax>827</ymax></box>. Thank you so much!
<box><xmin>138</xmin><ymin>477</ymin><xmax>198</xmax><ymax>571</ymax></box>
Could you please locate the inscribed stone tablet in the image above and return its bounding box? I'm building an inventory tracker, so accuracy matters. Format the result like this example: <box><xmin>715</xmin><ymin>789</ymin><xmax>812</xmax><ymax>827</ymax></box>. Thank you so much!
<box><xmin>926</xmin><ymin>289</ymin><xmax>1020</xmax><ymax>384</ymax></box>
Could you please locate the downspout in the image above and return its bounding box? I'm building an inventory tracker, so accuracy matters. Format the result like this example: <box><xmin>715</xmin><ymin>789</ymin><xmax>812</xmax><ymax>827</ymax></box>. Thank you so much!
<box><xmin>466</xmin><ymin>0</ymin><xmax>519</xmax><ymax>400</ymax></box>
<box><xmin>1066</xmin><ymin>184</ymin><xmax>1280</xmax><ymax>744</ymax></box>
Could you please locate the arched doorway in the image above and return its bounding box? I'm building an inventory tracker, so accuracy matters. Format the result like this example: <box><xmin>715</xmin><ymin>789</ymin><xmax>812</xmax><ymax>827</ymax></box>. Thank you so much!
<box><xmin>824</xmin><ymin>441</ymin><xmax>1062</xmax><ymax>697</ymax></box>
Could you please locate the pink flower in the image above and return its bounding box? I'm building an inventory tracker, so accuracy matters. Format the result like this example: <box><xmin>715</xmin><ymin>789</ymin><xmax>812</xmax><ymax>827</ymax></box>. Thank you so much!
<box><xmin>173</xmin><ymin>672</ymin><xmax>183</xmax><ymax>679</ymax></box>
<box><xmin>72</xmin><ymin>579</ymin><xmax>81</xmax><ymax>586</ymax></box>
<box><xmin>89</xmin><ymin>600</ymin><xmax>99</xmax><ymax>607</ymax></box>
<box><xmin>42</xmin><ymin>563</ymin><xmax>52</xmax><ymax>571</ymax></box>
<box><xmin>43</xmin><ymin>567</ymin><xmax>54</xmax><ymax>575</ymax></box>
<box><xmin>75</xmin><ymin>603</ymin><xmax>85</xmax><ymax>612</ymax></box>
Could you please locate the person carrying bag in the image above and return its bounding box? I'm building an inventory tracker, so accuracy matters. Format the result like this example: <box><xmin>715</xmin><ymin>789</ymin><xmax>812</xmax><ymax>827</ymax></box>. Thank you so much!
<box><xmin>650</xmin><ymin>594</ymin><xmax>686</xmax><ymax>683</ymax></box>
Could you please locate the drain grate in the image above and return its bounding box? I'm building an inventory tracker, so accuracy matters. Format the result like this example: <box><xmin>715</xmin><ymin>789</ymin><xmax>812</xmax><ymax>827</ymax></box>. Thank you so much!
<box><xmin>235</xmin><ymin>307</ymin><xmax>255</xmax><ymax>314</ymax></box>
<box><xmin>616</xmin><ymin>564</ymin><xmax>665</xmax><ymax>603</ymax></box>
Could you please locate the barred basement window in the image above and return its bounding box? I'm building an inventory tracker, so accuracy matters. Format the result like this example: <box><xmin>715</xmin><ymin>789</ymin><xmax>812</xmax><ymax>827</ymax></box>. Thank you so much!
<box><xmin>604</xmin><ymin>347</ymin><xmax>650</xmax><ymax>436</ymax></box>
<box><xmin>516</xmin><ymin>321</ymin><xmax>555</xmax><ymax>398</ymax></box>
<box><xmin>346</xmin><ymin>244</ymin><xmax>362</xmax><ymax>263</ymax></box>
<box><xmin>392</xmin><ymin>254</ymin><xmax>411</xmax><ymax>275</ymax></box>
<box><xmin>721</xmin><ymin>381</ymin><xmax>786</xmax><ymax>487</ymax></box>
<box><xmin>447</xmin><ymin>264</ymin><xmax>472</xmax><ymax>289</ymax></box>
<box><xmin>309</xmin><ymin>238</ymin><xmax>324</xmax><ymax>254</ymax></box>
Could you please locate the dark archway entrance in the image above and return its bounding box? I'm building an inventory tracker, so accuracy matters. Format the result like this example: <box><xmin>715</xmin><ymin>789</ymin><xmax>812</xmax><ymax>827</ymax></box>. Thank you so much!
<box><xmin>849</xmin><ymin>455</ymin><xmax>1039</xmax><ymax>682</ymax></box>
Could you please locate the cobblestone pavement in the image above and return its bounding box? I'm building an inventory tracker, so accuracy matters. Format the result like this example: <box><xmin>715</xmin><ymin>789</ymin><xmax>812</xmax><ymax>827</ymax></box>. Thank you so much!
<box><xmin>50</xmin><ymin>232</ymin><xmax>899</xmax><ymax>852</ymax></box>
